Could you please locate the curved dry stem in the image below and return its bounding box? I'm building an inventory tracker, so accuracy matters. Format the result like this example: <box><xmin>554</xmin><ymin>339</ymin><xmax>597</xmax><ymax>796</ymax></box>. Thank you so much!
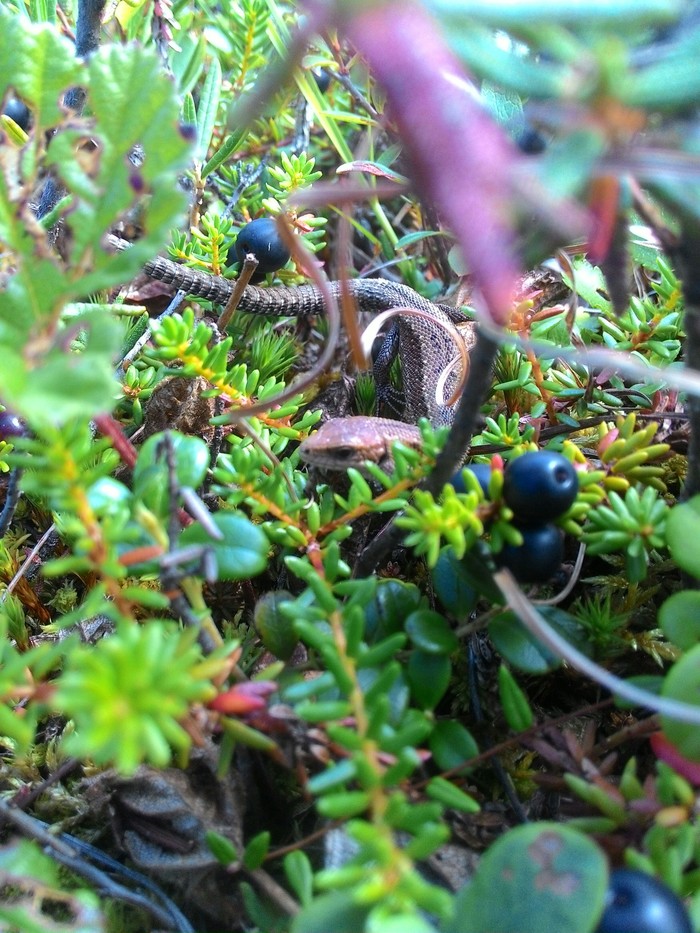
<box><xmin>495</xmin><ymin>567</ymin><xmax>700</xmax><ymax>726</ymax></box>
<box><xmin>224</xmin><ymin>217</ymin><xmax>342</xmax><ymax>423</ymax></box>
<box><xmin>534</xmin><ymin>541</ymin><xmax>587</xmax><ymax>607</ymax></box>
<box><xmin>360</xmin><ymin>305</ymin><xmax>470</xmax><ymax>407</ymax></box>
<box><xmin>425</xmin><ymin>328</ymin><xmax>500</xmax><ymax>493</ymax></box>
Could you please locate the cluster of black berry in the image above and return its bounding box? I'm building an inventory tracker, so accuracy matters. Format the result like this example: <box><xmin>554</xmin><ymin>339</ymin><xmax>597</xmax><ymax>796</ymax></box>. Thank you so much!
<box><xmin>499</xmin><ymin>450</ymin><xmax>578</xmax><ymax>583</ymax></box>
<box><xmin>457</xmin><ymin>450</ymin><xmax>579</xmax><ymax>584</ymax></box>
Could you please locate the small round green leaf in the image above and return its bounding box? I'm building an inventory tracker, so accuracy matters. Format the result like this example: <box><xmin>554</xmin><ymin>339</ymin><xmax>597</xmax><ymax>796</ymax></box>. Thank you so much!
<box><xmin>284</xmin><ymin>850</ymin><xmax>314</xmax><ymax>907</ymax></box>
<box><xmin>659</xmin><ymin>590</ymin><xmax>700</xmax><ymax>650</ymax></box>
<box><xmin>254</xmin><ymin>590</ymin><xmax>297</xmax><ymax>660</ymax></box>
<box><xmin>489</xmin><ymin>611</ymin><xmax>560</xmax><ymax>673</ymax></box>
<box><xmin>365</xmin><ymin>580</ymin><xmax>423</xmax><ymax>641</ymax></box>
<box><xmin>661</xmin><ymin>644</ymin><xmax>700</xmax><ymax>760</ymax></box>
<box><xmin>429</xmin><ymin>720</ymin><xmax>478</xmax><ymax>774</ymax></box>
<box><xmin>317</xmin><ymin>791</ymin><xmax>371</xmax><ymax>819</ymax></box>
<box><xmin>625</xmin><ymin>543</ymin><xmax>650</xmax><ymax>585</ymax></box>
<box><xmin>432</xmin><ymin>548</ymin><xmax>478</xmax><ymax>619</ymax></box>
<box><xmin>405</xmin><ymin>610</ymin><xmax>459</xmax><ymax>655</ymax></box>
<box><xmin>667</xmin><ymin>497</ymin><xmax>700</xmax><ymax>579</ymax></box>
<box><xmin>290</xmin><ymin>890</ymin><xmax>369</xmax><ymax>933</ymax></box>
<box><xmin>426</xmin><ymin>776</ymin><xmax>480</xmax><ymax>814</ymax></box>
<box><xmin>179</xmin><ymin>512</ymin><xmax>268</xmax><ymax>580</ymax></box>
<box><xmin>490</xmin><ymin>607</ymin><xmax>589</xmax><ymax>674</ymax></box>
<box><xmin>407</xmin><ymin>651</ymin><xmax>451</xmax><ymax>710</ymax></box>
<box><xmin>444</xmin><ymin>823</ymin><xmax>607</xmax><ymax>933</ymax></box>
<box><xmin>498</xmin><ymin>664</ymin><xmax>534</xmax><ymax>732</ymax></box>
<box><xmin>87</xmin><ymin>477</ymin><xmax>132</xmax><ymax>517</ymax></box>
<box><xmin>133</xmin><ymin>431</ymin><xmax>210</xmax><ymax>516</ymax></box>
<box><xmin>458</xmin><ymin>550</ymin><xmax>504</xmax><ymax>604</ymax></box>
<box><xmin>154</xmin><ymin>431</ymin><xmax>211</xmax><ymax>487</ymax></box>
<box><xmin>243</xmin><ymin>831</ymin><xmax>270</xmax><ymax>871</ymax></box>
<box><xmin>206</xmin><ymin>830</ymin><xmax>238</xmax><ymax>866</ymax></box>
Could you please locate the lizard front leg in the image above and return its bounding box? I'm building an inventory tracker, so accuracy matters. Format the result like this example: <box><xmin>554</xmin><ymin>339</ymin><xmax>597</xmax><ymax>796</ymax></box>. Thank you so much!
<box><xmin>371</xmin><ymin>321</ymin><xmax>405</xmax><ymax>421</ymax></box>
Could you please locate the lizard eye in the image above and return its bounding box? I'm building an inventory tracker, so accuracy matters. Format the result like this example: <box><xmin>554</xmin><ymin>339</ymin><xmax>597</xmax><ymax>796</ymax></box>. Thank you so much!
<box><xmin>333</xmin><ymin>446</ymin><xmax>356</xmax><ymax>461</ymax></box>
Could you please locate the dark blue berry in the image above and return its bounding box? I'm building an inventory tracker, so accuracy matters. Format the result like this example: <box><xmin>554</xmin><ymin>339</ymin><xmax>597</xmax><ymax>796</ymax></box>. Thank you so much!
<box><xmin>179</xmin><ymin>123</ymin><xmax>197</xmax><ymax>142</ymax></box>
<box><xmin>312</xmin><ymin>68</ymin><xmax>331</xmax><ymax>93</ymax></box>
<box><xmin>3</xmin><ymin>98</ymin><xmax>31</xmax><ymax>132</ymax></box>
<box><xmin>595</xmin><ymin>868</ymin><xmax>692</xmax><ymax>933</ymax></box>
<box><xmin>516</xmin><ymin>126</ymin><xmax>547</xmax><ymax>154</ymax></box>
<box><xmin>503</xmin><ymin>451</ymin><xmax>578</xmax><ymax>524</ymax></box>
<box><xmin>233</xmin><ymin>218</ymin><xmax>291</xmax><ymax>274</ymax></box>
<box><xmin>497</xmin><ymin>523</ymin><xmax>563</xmax><ymax>583</ymax></box>
<box><xmin>451</xmin><ymin>463</ymin><xmax>491</xmax><ymax>496</ymax></box>
<box><xmin>0</xmin><ymin>410</ymin><xmax>27</xmax><ymax>440</ymax></box>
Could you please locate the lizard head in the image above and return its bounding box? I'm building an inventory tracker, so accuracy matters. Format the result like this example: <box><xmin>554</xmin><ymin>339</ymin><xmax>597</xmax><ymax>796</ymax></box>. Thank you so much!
<box><xmin>298</xmin><ymin>416</ymin><xmax>422</xmax><ymax>474</ymax></box>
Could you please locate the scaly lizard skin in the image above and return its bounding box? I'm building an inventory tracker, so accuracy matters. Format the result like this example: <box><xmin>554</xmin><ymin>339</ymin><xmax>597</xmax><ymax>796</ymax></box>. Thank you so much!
<box><xmin>144</xmin><ymin>253</ymin><xmax>460</xmax><ymax>322</ymax></box>
<box><xmin>140</xmin><ymin>252</ymin><xmax>475</xmax><ymax>468</ymax></box>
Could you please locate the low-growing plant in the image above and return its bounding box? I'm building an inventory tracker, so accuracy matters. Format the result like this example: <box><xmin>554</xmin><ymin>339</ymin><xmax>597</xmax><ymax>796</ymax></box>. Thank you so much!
<box><xmin>4</xmin><ymin>2</ymin><xmax>700</xmax><ymax>933</ymax></box>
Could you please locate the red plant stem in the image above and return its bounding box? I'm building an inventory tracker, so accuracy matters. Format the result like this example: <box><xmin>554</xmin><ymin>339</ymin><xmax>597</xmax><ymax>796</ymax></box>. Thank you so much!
<box><xmin>94</xmin><ymin>413</ymin><xmax>137</xmax><ymax>469</ymax></box>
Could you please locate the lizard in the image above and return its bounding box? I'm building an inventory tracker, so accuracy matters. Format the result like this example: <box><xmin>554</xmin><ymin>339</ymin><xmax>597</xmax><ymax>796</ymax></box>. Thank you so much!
<box><xmin>297</xmin><ymin>415</ymin><xmax>425</xmax><ymax>473</ymax></box>
<box><xmin>139</xmin><ymin>252</ymin><xmax>476</xmax><ymax>469</ymax></box>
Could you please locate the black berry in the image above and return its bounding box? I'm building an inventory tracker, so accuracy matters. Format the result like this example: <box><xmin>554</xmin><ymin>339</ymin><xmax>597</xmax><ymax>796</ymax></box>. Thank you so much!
<box><xmin>516</xmin><ymin>126</ymin><xmax>547</xmax><ymax>154</ymax></box>
<box><xmin>595</xmin><ymin>868</ymin><xmax>693</xmax><ymax>933</ymax></box>
<box><xmin>2</xmin><ymin>97</ymin><xmax>31</xmax><ymax>132</ymax></box>
<box><xmin>497</xmin><ymin>523</ymin><xmax>563</xmax><ymax>583</ymax></box>
<box><xmin>233</xmin><ymin>218</ymin><xmax>291</xmax><ymax>274</ymax></box>
<box><xmin>312</xmin><ymin>68</ymin><xmax>331</xmax><ymax>93</ymax></box>
<box><xmin>451</xmin><ymin>462</ymin><xmax>491</xmax><ymax>496</ymax></box>
<box><xmin>503</xmin><ymin>451</ymin><xmax>578</xmax><ymax>524</ymax></box>
<box><xmin>0</xmin><ymin>410</ymin><xmax>27</xmax><ymax>440</ymax></box>
<box><xmin>179</xmin><ymin>122</ymin><xmax>197</xmax><ymax>142</ymax></box>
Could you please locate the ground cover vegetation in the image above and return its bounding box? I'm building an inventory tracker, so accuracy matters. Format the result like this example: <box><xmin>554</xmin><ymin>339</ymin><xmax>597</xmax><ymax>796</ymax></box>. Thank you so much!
<box><xmin>2</xmin><ymin>0</ymin><xmax>700</xmax><ymax>930</ymax></box>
